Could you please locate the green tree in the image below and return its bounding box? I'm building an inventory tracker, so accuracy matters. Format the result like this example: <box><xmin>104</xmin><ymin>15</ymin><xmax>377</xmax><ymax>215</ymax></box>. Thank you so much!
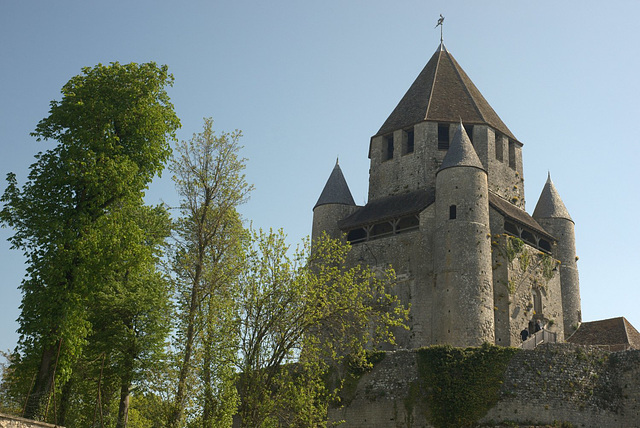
<box><xmin>65</xmin><ymin>204</ymin><xmax>173</xmax><ymax>428</ymax></box>
<box><xmin>236</xmin><ymin>230</ymin><xmax>409</xmax><ymax>427</ymax></box>
<box><xmin>168</xmin><ymin>118</ymin><xmax>251</xmax><ymax>428</ymax></box>
<box><xmin>0</xmin><ymin>62</ymin><xmax>180</xmax><ymax>421</ymax></box>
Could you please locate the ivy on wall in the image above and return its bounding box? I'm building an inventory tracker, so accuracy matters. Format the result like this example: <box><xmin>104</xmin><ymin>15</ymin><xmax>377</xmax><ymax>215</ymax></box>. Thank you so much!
<box><xmin>409</xmin><ymin>344</ymin><xmax>520</xmax><ymax>428</ymax></box>
<box><xmin>491</xmin><ymin>234</ymin><xmax>559</xmax><ymax>296</ymax></box>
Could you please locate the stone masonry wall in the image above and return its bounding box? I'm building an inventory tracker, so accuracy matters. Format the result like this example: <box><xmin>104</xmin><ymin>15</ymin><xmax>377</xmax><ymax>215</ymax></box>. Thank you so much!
<box><xmin>328</xmin><ymin>344</ymin><xmax>640</xmax><ymax>428</ymax></box>
<box><xmin>0</xmin><ymin>414</ymin><xmax>61</xmax><ymax>428</ymax></box>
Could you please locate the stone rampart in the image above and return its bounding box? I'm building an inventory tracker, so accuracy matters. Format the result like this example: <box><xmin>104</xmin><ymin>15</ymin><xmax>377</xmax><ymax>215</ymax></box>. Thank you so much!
<box><xmin>329</xmin><ymin>344</ymin><xmax>640</xmax><ymax>427</ymax></box>
<box><xmin>0</xmin><ymin>413</ymin><xmax>61</xmax><ymax>428</ymax></box>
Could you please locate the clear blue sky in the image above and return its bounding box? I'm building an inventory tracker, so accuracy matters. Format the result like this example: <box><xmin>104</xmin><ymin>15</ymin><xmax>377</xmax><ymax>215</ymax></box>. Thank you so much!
<box><xmin>1</xmin><ymin>1</ymin><xmax>639</xmax><ymax>353</ymax></box>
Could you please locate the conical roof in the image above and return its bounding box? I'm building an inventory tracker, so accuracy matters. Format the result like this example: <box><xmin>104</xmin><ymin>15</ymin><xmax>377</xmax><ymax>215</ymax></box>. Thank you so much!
<box><xmin>375</xmin><ymin>43</ymin><xmax>517</xmax><ymax>142</ymax></box>
<box><xmin>314</xmin><ymin>160</ymin><xmax>356</xmax><ymax>209</ymax></box>
<box><xmin>533</xmin><ymin>173</ymin><xmax>573</xmax><ymax>222</ymax></box>
<box><xmin>438</xmin><ymin>122</ymin><xmax>484</xmax><ymax>172</ymax></box>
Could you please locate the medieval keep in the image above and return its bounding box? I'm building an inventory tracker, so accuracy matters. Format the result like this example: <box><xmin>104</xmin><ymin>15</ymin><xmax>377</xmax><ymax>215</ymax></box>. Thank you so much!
<box><xmin>312</xmin><ymin>43</ymin><xmax>581</xmax><ymax>348</ymax></box>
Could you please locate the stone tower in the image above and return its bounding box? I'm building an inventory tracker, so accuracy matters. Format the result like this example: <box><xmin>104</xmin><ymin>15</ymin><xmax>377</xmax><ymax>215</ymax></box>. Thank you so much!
<box><xmin>433</xmin><ymin>123</ymin><xmax>495</xmax><ymax>346</ymax></box>
<box><xmin>312</xmin><ymin>43</ymin><xmax>580</xmax><ymax>348</ymax></box>
<box><xmin>533</xmin><ymin>174</ymin><xmax>581</xmax><ymax>336</ymax></box>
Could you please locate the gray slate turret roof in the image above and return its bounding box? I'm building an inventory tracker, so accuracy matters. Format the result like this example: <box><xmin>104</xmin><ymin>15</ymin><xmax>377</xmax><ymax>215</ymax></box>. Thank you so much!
<box><xmin>314</xmin><ymin>160</ymin><xmax>356</xmax><ymax>209</ymax></box>
<box><xmin>438</xmin><ymin>122</ymin><xmax>484</xmax><ymax>172</ymax></box>
<box><xmin>374</xmin><ymin>43</ymin><xmax>518</xmax><ymax>142</ymax></box>
<box><xmin>533</xmin><ymin>173</ymin><xmax>573</xmax><ymax>222</ymax></box>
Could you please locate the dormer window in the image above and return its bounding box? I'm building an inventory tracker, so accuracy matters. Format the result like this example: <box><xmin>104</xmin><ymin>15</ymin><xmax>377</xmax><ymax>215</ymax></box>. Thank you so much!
<box><xmin>438</xmin><ymin>123</ymin><xmax>449</xmax><ymax>150</ymax></box>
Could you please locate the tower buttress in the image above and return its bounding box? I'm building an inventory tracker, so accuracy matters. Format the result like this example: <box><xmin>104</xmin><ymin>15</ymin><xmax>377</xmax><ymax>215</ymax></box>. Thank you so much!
<box><xmin>433</xmin><ymin>123</ymin><xmax>495</xmax><ymax>346</ymax></box>
<box><xmin>533</xmin><ymin>173</ymin><xmax>581</xmax><ymax>337</ymax></box>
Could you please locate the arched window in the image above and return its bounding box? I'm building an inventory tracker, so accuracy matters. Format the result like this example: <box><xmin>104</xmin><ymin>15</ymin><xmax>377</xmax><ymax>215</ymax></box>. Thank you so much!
<box><xmin>504</xmin><ymin>221</ymin><xmax>519</xmax><ymax>236</ymax></box>
<box><xmin>533</xmin><ymin>289</ymin><xmax>543</xmax><ymax>316</ymax></box>
<box><xmin>539</xmin><ymin>239</ymin><xmax>551</xmax><ymax>252</ymax></box>
<box><xmin>521</xmin><ymin>230</ymin><xmax>536</xmax><ymax>246</ymax></box>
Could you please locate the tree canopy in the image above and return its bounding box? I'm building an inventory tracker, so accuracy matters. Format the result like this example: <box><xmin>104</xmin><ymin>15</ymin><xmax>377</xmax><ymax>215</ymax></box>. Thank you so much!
<box><xmin>0</xmin><ymin>63</ymin><xmax>409</xmax><ymax>428</ymax></box>
<box><xmin>0</xmin><ymin>61</ymin><xmax>180</xmax><ymax>421</ymax></box>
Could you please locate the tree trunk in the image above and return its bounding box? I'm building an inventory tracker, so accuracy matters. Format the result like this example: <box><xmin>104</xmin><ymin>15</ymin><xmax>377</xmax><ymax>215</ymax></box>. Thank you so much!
<box><xmin>57</xmin><ymin>377</ymin><xmax>73</xmax><ymax>425</ymax></box>
<box><xmin>116</xmin><ymin>382</ymin><xmax>131</xmax><ymax>428</ymax></box>
<box><xmin>168</xmin><ymin>263</ymin><xmax>202</xmax><ymax>428</ymax></box>
<box><xmin>202</xmin><ymin>323</ymin><xmax>214</xmax><ymax>428</ymax></box>
<box><xmin>116</xmin><ymin>347</ymin><xmax>134</xmax><ymax>428</ymax></box>
<box><xmin>23</xmin><ymin>344</ymin><xmax>56</xmax><ymax>419</ymax></box>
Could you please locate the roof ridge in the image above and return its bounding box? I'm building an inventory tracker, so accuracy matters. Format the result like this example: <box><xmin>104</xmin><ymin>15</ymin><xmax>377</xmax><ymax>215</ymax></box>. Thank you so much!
<box><xmin>444</xmin><ymin>50</ymin><xmax>485</xmax><ymax>123</ymax></box>
<box><xmin>424</xmin><ymin>48</ymin><xmax>442</xmax><ymax>121</ymax></box>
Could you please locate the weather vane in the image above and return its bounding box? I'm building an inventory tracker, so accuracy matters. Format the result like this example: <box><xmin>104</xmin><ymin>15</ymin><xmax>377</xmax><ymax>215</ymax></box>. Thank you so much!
<box><xmin>435</xmin><ymin>14</ymin><xmax>444</xmax><ymax>43</ymax></box>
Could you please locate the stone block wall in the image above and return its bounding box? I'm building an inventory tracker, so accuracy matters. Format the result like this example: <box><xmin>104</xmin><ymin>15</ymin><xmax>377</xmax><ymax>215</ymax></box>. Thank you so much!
<box><xmin>329</xmin><ymin>344</ymin><xmax>640</xmax><ymax>428</ymax></box>
<box><xmin>0</xmin><ymin>414</ymin><xmax>61</xmax><ymax>428</ymax></box>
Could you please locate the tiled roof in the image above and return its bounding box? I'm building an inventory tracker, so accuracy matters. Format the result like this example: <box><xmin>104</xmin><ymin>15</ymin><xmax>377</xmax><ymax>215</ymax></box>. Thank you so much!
<box><xmin>533</xmin><ymin>173</ymin><xmax>573</xmax><ymax>222</ymax></box>
<box><xmin>566</xmin><ymin>317</ymin><xmax>640</xmax><ymax>350</ymax></box>
<box><xmin>338</xmin><ymin>189</ymin><xmax>553</xmax><ymax>238</ymax></box>
<box><xmin>489</xmin><ymin>193</ymin><xmax>555</xmax><ymax>241</ymax></box>
<box><xmin>314</xmin><ymin>161</ymin><xmax>355</xmax><ymax>209</ymax></box>
<box><xmin>338</xmin><ymin>188</ymin><xmax>434</xmax><ymax>230</ymax></box>
<box><xmin>374</xmin><ymin>43</ymin><xmax>518</xmax><ymax>142</ymax></box>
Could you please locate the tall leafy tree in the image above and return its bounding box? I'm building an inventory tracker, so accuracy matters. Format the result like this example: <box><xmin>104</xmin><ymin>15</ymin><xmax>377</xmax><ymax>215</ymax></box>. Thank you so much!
<box><xmin>168</xmin><ymin>118</ymin><xmax>251</xmax><ymax>428</ymax></box>
<box><xmin>236</xmin><ymin>230</ymin><xmax>409</xmax><ymax>427</ymax></box>
<box><xmin>0</xmin><ymin>62</ymin><xmax>180</xmax><ymax>421</ymax></box>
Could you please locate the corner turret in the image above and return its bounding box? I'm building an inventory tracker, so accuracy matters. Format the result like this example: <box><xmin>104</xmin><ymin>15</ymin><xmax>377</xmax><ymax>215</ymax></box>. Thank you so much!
<box><xmin>433</xmin><ymin>123</ymin><xmax>495</xmax><ymax>346</ymax></box>
<box><xmin>533</xmin><ymin>174</ymin><xmax>581</xmax><ymax>337</ymax></box>
<box><xmin>312</xmin><ymin>160</ymin><xmax>357</xmax><ymax>242</ymax></box>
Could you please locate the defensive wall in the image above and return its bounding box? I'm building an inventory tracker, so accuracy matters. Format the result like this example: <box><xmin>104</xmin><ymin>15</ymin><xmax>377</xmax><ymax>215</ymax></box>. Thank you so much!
<box><xmin>0</xmin><ymin>414</ymin><xmax>61</xmax><ymax>428</ymax></box>
<box><xmin>329</xmin><ymin>343</ymin><xmax>640</xmax><ymax>427</ymax></box>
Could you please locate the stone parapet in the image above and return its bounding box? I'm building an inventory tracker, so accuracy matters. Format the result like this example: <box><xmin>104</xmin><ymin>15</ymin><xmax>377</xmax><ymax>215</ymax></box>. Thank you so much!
<box><xmin>0</xmin><ymin>413</ymin><xmax>62</xmax><ymax>428</ymax></box>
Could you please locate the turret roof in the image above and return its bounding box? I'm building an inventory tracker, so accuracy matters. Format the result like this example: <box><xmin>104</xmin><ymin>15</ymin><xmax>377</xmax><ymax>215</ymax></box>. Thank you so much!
<box><xmin>314</xmin><ymin>160</ymin><xmax>356</xmax><ymax>209</ymax></box>
<box><xmin>533</xmin><ymin>173</ymin><xmax>573</xmax><ymax>222</ymax></box>
<box><xmin>438</xmin><ymin>122</ymin><xmax>484</xmax><ymax>172</ymax></box>
<box><xmin>374</xmin><ymin>43</ymin><xmax>518</xmax><ymax>142</ymax></box>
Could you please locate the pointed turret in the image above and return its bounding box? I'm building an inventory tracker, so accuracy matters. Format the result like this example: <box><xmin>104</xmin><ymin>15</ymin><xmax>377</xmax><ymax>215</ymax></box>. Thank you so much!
<box><xmin>434</xmin><ymin>123</ymin><xmax>494</xmax><ymax>347</ymax></box>
<box><xmin>533</xmin><ymin>173</ymin><xmax>573</xmax><ymax>222</ymax></box>
<box><xmin>313</xmin><ymin>159</ymin><xmax>355</xmax><ymax>209</ymax></box>
<box><xmin>312</xmin><ymin>160</ymin><xmax>357</xmax><ymax>243</ymax></box>
<box><xmin>533</xmin><ymin>174</ymin><xmax>581</xmax><ymax>338</ymax></box>
<box><xmin>438</xmin><ymin>122</ymin><xmax>485</xmax><ymax>172</ymax></box>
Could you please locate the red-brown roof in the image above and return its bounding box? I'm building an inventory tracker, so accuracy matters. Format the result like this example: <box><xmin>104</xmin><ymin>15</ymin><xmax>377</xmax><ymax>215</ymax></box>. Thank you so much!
<box><xmin>567</xmin><ymin>317</ymin><xmax>640</xmax><ymax>350</ymax></box>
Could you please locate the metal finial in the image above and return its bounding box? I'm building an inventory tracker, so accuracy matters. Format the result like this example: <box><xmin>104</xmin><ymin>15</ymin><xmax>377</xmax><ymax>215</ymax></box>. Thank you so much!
<box><xmin>435</xmin><ymin>14</ymin><xmax>445</xmax><ymax>43</ymax></box>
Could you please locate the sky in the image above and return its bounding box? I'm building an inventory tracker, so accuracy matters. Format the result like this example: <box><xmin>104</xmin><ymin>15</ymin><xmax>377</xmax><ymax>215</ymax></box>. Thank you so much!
<box><xmin>1</xmin><ymin>1</ymin><xmax>639</xmax><ymax>354</ymax></box>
